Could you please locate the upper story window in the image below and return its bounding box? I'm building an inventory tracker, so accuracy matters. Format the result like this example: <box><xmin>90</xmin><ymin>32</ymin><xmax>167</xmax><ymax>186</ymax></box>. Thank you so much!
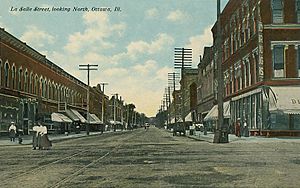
<box><xmin>297</xmin><ymin>0</ymin><xmax>300</xmax><ymax>23</ymax></box>
<box><xmin>0</xmin><ymin>60</ymin><xmax>2</xmax><ymax>86</ymax></box>
<box><xmin>4</xmin><ymin>62</ymin><xmax>10</xmax><ymax>88</ymax></box>
<box><xmin>272</xmin><ymin>0</ymin><xmax>284</xmax><ymax>23</ymax></box>
<box><xmin>272</xmin><ymin>45</ymin><xmax>285</xmax><ymax>78</ymax></box>
<box><xmin>18</xmin><ymin>68</ymin><xmax>23</xmax><ymax>91</ymax></box>
<box><xmin>297</xmin><ymin>46</ymin><xmax>300</xmax><ymax>77</ymax></box>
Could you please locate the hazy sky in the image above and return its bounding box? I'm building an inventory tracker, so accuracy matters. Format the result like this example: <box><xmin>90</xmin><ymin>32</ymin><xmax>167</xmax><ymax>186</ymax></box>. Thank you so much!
<box><xmin>0</xmin><ymin>0</ymin><xmax>228</xmax><ymax>117</ymax></box>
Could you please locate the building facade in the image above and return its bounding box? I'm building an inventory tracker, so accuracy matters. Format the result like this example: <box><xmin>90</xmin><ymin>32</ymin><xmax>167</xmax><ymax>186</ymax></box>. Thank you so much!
<box><xmin>211</xmin><ymin>0</ymin><xmax>300</xmax><ymax>136</ymax></box>
<box><xmin>0</xmin><ymin>28</ymin><xmax>107</xmax><ymax>134</ymax></box>
<box><xmin>196</xmin><ymin>47</ymin><xmax>216</xmax><ymax>123</ymax></box>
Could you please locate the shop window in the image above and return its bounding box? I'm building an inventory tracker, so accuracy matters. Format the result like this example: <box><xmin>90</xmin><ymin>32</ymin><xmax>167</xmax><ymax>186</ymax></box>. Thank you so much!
<box><xmin>298</xmin><ymin>46</ymin><xmax>300</xmax><ymax>77</ymax></box>
<box><xmin>272</xmin><ymin>45</ymin><xmax>285</xmax><ymax>78</ymax></box>
<box><xmin>297</xmin><ymin>0</ymin><xmax>300</xmax><ymax>23</ymax></box>
<box><xmin>0</xmin><ymin>60</ymin><xmax>2</xmax><ymax>86</ymax></box>
<box><xmin>272</xmin><ymin>0</ymin><xmax>284</xmax><ymax>23</ymax></box>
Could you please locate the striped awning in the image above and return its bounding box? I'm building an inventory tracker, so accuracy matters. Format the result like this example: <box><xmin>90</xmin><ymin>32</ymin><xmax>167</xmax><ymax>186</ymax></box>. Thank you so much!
<box><xmin>51</xmin><ymin>113</ymin><xmax>72</xmax><ymax>123</ymax></box>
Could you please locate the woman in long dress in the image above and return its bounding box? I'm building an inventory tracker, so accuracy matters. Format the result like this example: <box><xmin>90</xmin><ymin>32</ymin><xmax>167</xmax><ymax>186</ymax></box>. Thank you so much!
<box><xmin>32</xmin><ymin>124</ymin><xmax>39</xmax><ymax>150</ymax></box>
<box><xmin>38</xmin><ymin>123</ymin><xmax>52</xmax><ymax>150</ymax></box>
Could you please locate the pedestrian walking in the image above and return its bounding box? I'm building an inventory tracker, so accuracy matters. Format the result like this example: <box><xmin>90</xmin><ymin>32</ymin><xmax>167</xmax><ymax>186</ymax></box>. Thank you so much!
<box><xmin>8</xmin><ymin>122</ymin><xmax>17</xmax><ymax>142</ymax></box>
<box><xmin>32</xmin><ymin>123</ymin><xmax>40</xmax><ymax>150</ymax></box>
<box><xmin>243</xmin><ymin>119</ymin><xmax>249</xmax><ymax>137</ymax></box>
<box><xmin>39</xmin><ymin>123</ymin><xmax>52</xmax><ymax>150</ymax></box>
<box><xmin>235</xmin><ymin>118</ymin><xmax>241</xmax><ymax>137</ymax></box>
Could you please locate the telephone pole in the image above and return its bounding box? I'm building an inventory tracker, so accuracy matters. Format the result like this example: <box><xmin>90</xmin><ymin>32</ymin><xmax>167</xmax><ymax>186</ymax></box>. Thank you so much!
<box><xmin>100</xmin><ymin>82</ymin><xmax>108</xmax><ymax>126</ymax></box>
<box><xmin>79</xmin><ymin>64</ymin><xmax>98</xmax><ymax>135</ymax></box>
<box><xmin>100</xmin><ymin>83</ymin><xmax>108</xmax><ymax>93</ymax></box>
<box><xmin>174</xmin><ymin>48</ymin><xmax>192</xmax><ymax>132</ymax></box>
<box><xmin>213</xmin><ymin>0</ymin><xmax>228</xmax><ymax>143</ymax></box>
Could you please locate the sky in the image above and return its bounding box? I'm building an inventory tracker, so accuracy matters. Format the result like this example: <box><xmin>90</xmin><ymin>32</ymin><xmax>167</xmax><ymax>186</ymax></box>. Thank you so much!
<box><xmin>0</xmin><ymin>0</ymin><xmax>228</xmax><ymax>117</ymax></box>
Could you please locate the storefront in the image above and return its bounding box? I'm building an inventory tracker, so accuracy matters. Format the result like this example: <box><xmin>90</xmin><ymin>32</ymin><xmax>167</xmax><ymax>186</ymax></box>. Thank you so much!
<box><xmin>203</xmin><ymin>101</ymin><xmax>230</xmax><ymax>132</ymax></box>
<box><xmin>51</xmin><ymin>112</ymin><xmax>73</xmax><ymax>134</ymax></box>
<box><xmin>0</xmin><ymin>93</ymin><xmax>36</xmax><ymax>135</ymax></box>
<box><xmin>230</xmin><ymin>88</ymin><xmax>263</xmax><ymax>135</ymax></box>
<box><xmin>267</xmin><ymin>86</ymin><xmax>300</xmax><ymax>135</ymax></box>
<box><xmin>230</xmin><ymin>86</ymin><xmax>300</xmax><ymax>136</ymax></box>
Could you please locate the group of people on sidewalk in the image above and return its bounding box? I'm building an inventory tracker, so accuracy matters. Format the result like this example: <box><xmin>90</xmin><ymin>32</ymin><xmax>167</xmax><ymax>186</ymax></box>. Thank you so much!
<box><xmin>235</xmin><ymin>118</ymin><xmax>249</xmax><ymax>137</ymax></box>
<box><xmin>32</xmin><ymin>122</ymin><xmax>52</xmax><ymax>150</ymax></box>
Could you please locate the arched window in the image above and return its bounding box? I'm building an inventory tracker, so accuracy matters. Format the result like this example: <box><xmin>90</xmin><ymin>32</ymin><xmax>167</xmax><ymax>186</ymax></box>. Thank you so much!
<box><xmin>48</xmin><ymin>80</ymin><xmax>51</xmax><ymax>99</ymax></box>
<box><xmin>34</xmin><ymin>74</ymin><xmax>38</xmax><ymax>95</ymax></box>
<box><xmin>18</xmin><ymin>67</ymin><xmax>23</xmax><ymax>91</ymax></box>
<box><xmin>52</xmin><ymin>82</ymin><xmax>55</xmax><ymax>100</ymax></box>
<box><xmin>56</xmin><ymin>84</ymin><xmax>59</xmax><ymax>101</ymax></box>
<box><xmin>29</xmin><ymin>72</ymin><xmax>33</xmax><ymax>94</ymax></box>
<box><xmin>24</xmin><ymin>69</ymin><xmax>28</xmax><ymax>92</ymax></box>
<box><xmin>44</xmin><ymin>79</ymin><xmax>47</xmax><ymax>98</ymax></box>
<box><xmin>4</xmin><ymin>62</ymin><xmax>10</xmax><ymax>88</ymax></box>
<box><xmin>0</xmin><ymin>59</ymin><xmax>2</xmax><ymax>86</ymax></box>
<box><xmin>40</xmin><ymin>76</ymin><xmax>44</xmax><ymax>97</ymax></box>
<box><xmin>11</xmin><ymin>65</ymin><xmax>16</xmax><ymax>89</ymax></box>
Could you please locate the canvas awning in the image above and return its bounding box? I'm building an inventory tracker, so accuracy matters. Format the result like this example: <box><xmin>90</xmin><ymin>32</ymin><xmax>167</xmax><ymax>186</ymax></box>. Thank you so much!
<box><xmin>203</xmin><ymin>101</ymin><xmax>230</xmax><ymax>121</ymax></box>
<box><xmin>70</xmin><ymin>109</ymin><xmax>86</xmax><ymax>123</ymax></box>
<box><xmin>90</xmin><ymin>114</ymin><xmax>103</xmax><ymax>124</ymax></box>
<box><xmin>65</xmin><ymin>109</ymin><xmax>80</xmax><ymax>122</ymax></box>
<box><xmin>51</xmin><ymin>113</ymin><xmax>72</xmax><ymax>123</ymax></box>
<box><xmin>269</xmin><ymin>86</ymin><xmax>300</xmax><ymax>114</ymax></box>
<box><xmin>109</xmin><ymin>120</ymin><xmax>122</xmax><ymax>125</ymax></box>
<box><xmin>185</xmin><ymin>112</ymin><xmax>193</xmax><ymax>122</ymax></box>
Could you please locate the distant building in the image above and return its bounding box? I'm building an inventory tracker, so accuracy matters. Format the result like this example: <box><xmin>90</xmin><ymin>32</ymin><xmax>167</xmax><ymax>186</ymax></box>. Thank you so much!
<box><xmin>179</xmin><ymin>68</ymin><xmax>198</xmax><ymax>123</ymax></box>
<box><xmin>196</xmin><ymin>47</ymin><xmax>216</xmax><ymax>123</ymax></box>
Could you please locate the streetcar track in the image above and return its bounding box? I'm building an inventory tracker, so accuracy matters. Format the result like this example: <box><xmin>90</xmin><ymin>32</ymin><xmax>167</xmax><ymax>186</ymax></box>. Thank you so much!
<box><xmin>48</xmin><ymin>129</ymin><xmax>147</xmax><ymax>188</ymax></box>
<box><xmin>1</xmin><ymin>149</ymin><xmax>88</xmax><ymax>185</ymax></box>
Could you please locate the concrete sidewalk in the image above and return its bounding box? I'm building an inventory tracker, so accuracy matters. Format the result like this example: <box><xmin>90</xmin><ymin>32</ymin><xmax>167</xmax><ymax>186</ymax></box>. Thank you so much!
<box><xmin>0</xmin><ymin>131</ymin><xmax>105</xmax><ymax>146</ymax></box>
<box><xmin>171</xmin><ymin>130</ymin><xmax>300</xmax><ymax>143</ymax></box>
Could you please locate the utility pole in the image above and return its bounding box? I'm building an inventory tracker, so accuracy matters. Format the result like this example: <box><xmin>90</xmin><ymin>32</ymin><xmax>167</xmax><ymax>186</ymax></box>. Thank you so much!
<box><xmin>174</xmin><ymin>48</ymin><xmax>192</xmax><ymax>133</ymax></box>
<box><xmin>112</xmin><ymin>93</ymin><xmax>118</xmax><ymax>131</ymax></box>
<box><xmin>100</xmin><ymin>83</ymin><xmax>108</xmax><ymax>93</ymax></box>
<box><xmin>79</xmin><ymin>64</ymin><xmax>98</xmax><ymax>135</ymax></box>
<box><xmin>100</xmin><ymin>83</ymin><xmax>108</xmax><ymax>125</ymax></box>
<box><xmin>168</xmin><ymin>72</ymin><xmax>180</xmax><ymax>125</ymax></box>
<box><xmin>213</xmin><ymin>0</ymin><xmax>228</xmax><ymax>143</ymax></box>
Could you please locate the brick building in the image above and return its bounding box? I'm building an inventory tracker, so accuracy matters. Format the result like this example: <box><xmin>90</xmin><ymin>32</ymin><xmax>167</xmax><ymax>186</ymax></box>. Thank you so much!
<box><xmin>196</xmin><ymin>47</ymin><xmax>216</xmax><ymax>123</ymax></box>
<box><xmin>208</xmin><ymin>0</ymin><xmax>300</xmax><ymax>136</ymax></box>
<box><xmin>179</xmin><ymin>69</ymin><xmax>198</xmax><ymax>123</ymax></box>
<box><xmin>0</xmin><ymin>28</ymin><xmax>107</xmax><ymax>134</ymax></box>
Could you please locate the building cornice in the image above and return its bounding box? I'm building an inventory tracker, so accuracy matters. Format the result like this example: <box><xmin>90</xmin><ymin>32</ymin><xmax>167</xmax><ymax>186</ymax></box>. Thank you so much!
<box><xmin>264</xmin><ymin>24</ymin><xmax>300</xmax><ymax>30</ymax></box>
<box><xmin>0</xmin><ymin>28</ymin><xmax>87</xmax><ymax>88</ymax></box>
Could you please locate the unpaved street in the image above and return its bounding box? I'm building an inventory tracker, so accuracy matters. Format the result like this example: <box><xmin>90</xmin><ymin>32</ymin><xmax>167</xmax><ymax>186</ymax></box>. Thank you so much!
<box><xmin>0</xmin><ymin>127</ymin><xmax>300</xmax><ymax>188</ymax></box>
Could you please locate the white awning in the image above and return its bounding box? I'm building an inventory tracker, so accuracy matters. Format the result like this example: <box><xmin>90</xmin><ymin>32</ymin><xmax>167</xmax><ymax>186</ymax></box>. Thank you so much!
<box><xmin>90</xmin><ymin>114</ymin><xmax>103</xmax><ymax>124</ymax></box>
<box><xmin>51</xmin><ymin>113</ymin><xmax>72</xmax><ymax>123</ymax></box>
<box><xmin>204</xmin><ymin>101</ymin><xmax>230</xmax><ymax>121</ymax></box>
<box><xmin>109</xmin><ymin>120</ymin><xmax>122</xmax><ymax>124</ymax></box>
<box><xmin>70</xmin><ymin>109</ymin><xmax>86</xmax><ymax>123</ymax></box>
<box><xmin>269</xmin><ymin>86</ymin><xmax>300</xmax><ymax>114</ymax></box>
<box><xmin>65</xmin><ymin>110</ymin><xmax>80</xmax><ymax>122</ymax></box>
<box><xmin>185</xmin><ymin>112</ymin><xmax>193</xmax><ymax>122</ymax></box>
